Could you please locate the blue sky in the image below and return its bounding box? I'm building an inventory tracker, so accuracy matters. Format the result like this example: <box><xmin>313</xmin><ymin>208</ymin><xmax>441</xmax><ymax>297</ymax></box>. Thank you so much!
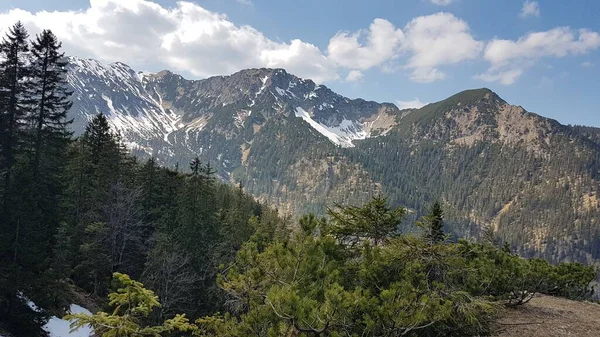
<box><xmin>1</xmin><ymin>0</ymin><xmax>599</xmax><ymax>126</ymax></box>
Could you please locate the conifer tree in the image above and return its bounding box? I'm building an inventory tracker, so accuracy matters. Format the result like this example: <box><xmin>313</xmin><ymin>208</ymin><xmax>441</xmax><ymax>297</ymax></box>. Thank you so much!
<box><xmin>190</xmin><ymin>156</ymin><xmax>202</xmax><ymax>176</ymax></box>
<box><xmin>327</xmin><ymin>196</ymin><xmax>405</xmax><ymax>246</ymax></box>
<box><xmin>26</xmin><ymin>29</ymin><xmax>72</xmax><ymax>180</ymax></box>
<box><xmin>66</xmin><ymin>273</ymin><xmax>197</xmax><ymax>337</ymax></box>
<box><xmin>12</xmin><ymin>29</ymin><xmax>74</xmax><ymax>270</ymax></box>
<box><xmin>74</xmin><ymin>113</ymin><xmax>121</xmax><ymax>221</ymax></box>
<box><xmin>419</xmin><ymin>201</ymin><xmax>445</xmax><ymax>244</ymax></box>
<box><xmin>0</xmin><ymin>22</ymin><xmax>30</xmax><ymax>213</ymax></box>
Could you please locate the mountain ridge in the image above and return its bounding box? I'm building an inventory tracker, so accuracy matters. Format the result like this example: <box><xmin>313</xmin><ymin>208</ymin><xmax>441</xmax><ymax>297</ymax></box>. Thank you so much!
<box><xmin>64</xmin><ymin>56</ymin><xmax>600</xmax><ymax>267</ymax></box>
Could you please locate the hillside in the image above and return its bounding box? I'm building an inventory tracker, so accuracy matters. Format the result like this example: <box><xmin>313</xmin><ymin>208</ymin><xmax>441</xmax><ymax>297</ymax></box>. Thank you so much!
<box><xmin>64</xmin><ymin>57</ymin><xmax>600</xmax><ymax>266</ymax></box>
<box><xmin>351</xmin><ymin>88</ymin><xmax>600</xmax><ymax>264</ymax></box>
<box><xmin>494</xmin><ymin>295</ymin><xmax>600</xmax><ymax>336</ymax></box>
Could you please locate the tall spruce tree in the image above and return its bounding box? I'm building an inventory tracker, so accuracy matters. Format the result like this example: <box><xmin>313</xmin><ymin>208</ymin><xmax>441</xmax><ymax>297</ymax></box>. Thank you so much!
<box><xmin>12</xmin><ymin>29</ymin><xmax>74</xmax><ymax>269</ymax></box>
<box><xmin>66</xmin><ymin>114</ymin><xmax>135</xmax><ymax>294</ymax></box>
<box><xmin>27</xmin><ymin>29</ymin><xmax>72</xmax><ymax>180</ymax></box>
<box><xmin>74</xmin><ymin>113</ymin><xmax>121</xmax><ymax>223</ymax></box>
<box><xmin>0</xmin><ymin>22</ymin><xmax>30</xmax><ymax>214</ymax></box>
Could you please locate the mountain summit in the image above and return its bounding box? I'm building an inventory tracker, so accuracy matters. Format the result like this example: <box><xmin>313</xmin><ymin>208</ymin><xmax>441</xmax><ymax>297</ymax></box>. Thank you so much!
<box><xmin>65</xmin><ymin>57</ymin><xmax>600</xmax><ymax>267</ymax></box>
<box><xmin>67</xmin><ymin>56</ymin><xmax>397</xmax><ymax>155</ymax></box>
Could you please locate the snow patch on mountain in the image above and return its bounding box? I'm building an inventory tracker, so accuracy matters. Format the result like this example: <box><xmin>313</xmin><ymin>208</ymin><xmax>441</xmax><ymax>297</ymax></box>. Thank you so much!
<box><xmin>255</xmin><ymin>75</ymin><xmax>269</xmax><ymax>97</ymax></box>
<box><xmin>294</xmin><ymin>107</ymin><xmax>367</xmax><ymax>147</ymax></box>
<box><xmin>67</xmin><ymin>56</ymin><xmax>180</xmax><ymax>143</ymax></box>
<box><xmin>275</xmin><ymin>87</ymin><xmax>286</xmax><ymax>97</ymax></box>
<box><xmin>66</xmin><ymin>57</ymin><xmax>397</xmax><ymax>163</ymax></box>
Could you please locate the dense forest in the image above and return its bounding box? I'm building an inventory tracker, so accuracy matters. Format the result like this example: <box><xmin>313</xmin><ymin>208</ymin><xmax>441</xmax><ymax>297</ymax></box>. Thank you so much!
<box><xmin>0</xmin><ymin>23</ymin><xmax>286</xmax><ymax>336</ymax></box>
<box><xmin>0</xmin><ymin>24</ymin><xmax>596</xmax><ymax>337</ymax></box>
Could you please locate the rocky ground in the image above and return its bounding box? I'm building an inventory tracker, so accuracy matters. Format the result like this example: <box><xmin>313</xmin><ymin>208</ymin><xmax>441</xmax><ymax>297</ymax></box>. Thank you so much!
<box><xmin>494</xmin><ymin>294</ymin><xmax>600</xmax><ymax>336</ymax></box>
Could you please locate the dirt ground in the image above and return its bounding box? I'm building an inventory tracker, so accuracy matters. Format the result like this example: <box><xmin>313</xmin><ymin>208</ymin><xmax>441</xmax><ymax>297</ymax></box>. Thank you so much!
<box><xmin>493</xmin><ymin>294</ymin><xmax>600</xmax><ymax>336</ymax></box>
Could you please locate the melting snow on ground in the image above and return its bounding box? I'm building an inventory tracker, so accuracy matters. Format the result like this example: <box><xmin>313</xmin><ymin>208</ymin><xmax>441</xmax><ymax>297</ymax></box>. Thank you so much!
<box><xmin>294</xmin><ymin>107</ymin><xmax>367</xmax><ymax>148</ymax></box>
<box><xmin>44</xmin><ymin>304</ymin><xmax>93</xmax><ymax>337</ymax></box>
<box><xmin>17</xmin><ymin>293</ymin><xmax>93</xmax><ymax>337</ymax></box>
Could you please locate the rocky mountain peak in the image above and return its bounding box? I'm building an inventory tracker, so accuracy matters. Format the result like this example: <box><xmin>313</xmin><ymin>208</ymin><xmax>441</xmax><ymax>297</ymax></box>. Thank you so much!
<box><xmin>397</xmin><ymin>88</ymin><xmax>559</xmax><ymax>153</ymax></box>
<box><xmin>448</xmin><ymin>88</ymin><xmax>504</xmax><ymax>105</ymax></box>
<box><xmin>64</xmin><ymin>57</ymin><xmax>402</xmax><ymax>169</ymax></box>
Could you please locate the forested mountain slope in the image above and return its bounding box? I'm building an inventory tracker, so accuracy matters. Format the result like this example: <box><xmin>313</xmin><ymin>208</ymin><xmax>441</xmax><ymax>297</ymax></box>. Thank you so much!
<box><xmin>350</xmin><ymin>89</ymin><xmax>600</xmax><ymax>264</ymax></box>
<box><xmin>65</xmin><ymin>58</ymin><xmax>600</xmax><ymax>265</ymax></box>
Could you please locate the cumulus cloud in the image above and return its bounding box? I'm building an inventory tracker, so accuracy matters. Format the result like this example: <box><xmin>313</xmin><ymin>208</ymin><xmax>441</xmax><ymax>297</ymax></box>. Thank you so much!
<box><xmin>0</xmin><ymin>0</ymin><xmax>338</xmax><ymax>82</ymax></box>
<box><xmin>477</xmin><ymin>27</ymin><xmax>600</xmax><ymax>84</ymax></box>
<box><xmin>396</xmin><ymin>98</ymin><xmax>428</xmax><ymax>110</ymax></box>
<box><xmin>327</xmin><ymin>19</ymin><xmax>404</xmax><ymax>70</ymax></box>
<box><xmin>345</xmin><ymin>70</ymin><xmax>364</xmax><ymax>82</ymax></box>
<box><xmin>327</xmin><ymin>13</ymin><xmax>482</xmax><ymax>83</ymax></box>
<box><xmin>520</xmin><ymin>1</ymin><xmax>540</xmax><ymax>18</ymax></box>
<box><xmin>402</xmin><ymin>13</ymin><xmax>483</xmax><ymax>82</ymax></box>
<box><xmin>430</xmin><ymin>0</ymin><xmax>453</xmax><ymax>6</ymax></box>
<box><xmin>3</xmin><ymin>0</ymin><xmax>595</xmax><ymax>87</ymax></box>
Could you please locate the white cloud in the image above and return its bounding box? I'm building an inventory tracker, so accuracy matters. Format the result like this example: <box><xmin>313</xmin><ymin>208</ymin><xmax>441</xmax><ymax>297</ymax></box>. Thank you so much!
<box><xmin>402</xmin><ymin>13</ymin><xmax>483</xmax><ymax>82</ymax></box>
<box><xmin>3</xmin><ymin>1</ymin><xmax>595</xmax><ymax>88</ymax></box>
<box><xmin>396</xmin><ymin>98</ymin><xmax>428</xmax><ymax>110</ymax></box>
<box><xmin>474</xmin><ymin>69</ymin><xmax>523</xmax><ymax>85</ymax></box>
<box><xmin>477</xmin><ymin>27</ymin><xmax>600</xmax><ymax>84</ymax></box>
<box><xmin>581</xmin><ymin>61</ymin><xmax>594</xmax><ymax>67</ymax></box>
<box><xmin>236</xmin><ymin>0</ymin><xmax>252</xmax><ymax>5</ymax></box>
<box><xmin>327</xmin><ymin>18</ymin><xmax>404</xmax><ymax>70</ymax></box>
<box><xmin>0</xmin><ymin>0</ymin><xmax>338</xmax><ymax>83</ymax></box>
<box><xmin>327</xmin><ymin>13</ymin><xmax>482</xmax><ymax>83</ymax></box>
<box><xmin>430</xmin><ymin>0</ymin><xmax>453</xmax><ymax>5</ymax></box>
<box><xmin>520</xmin><ymin>1</ymin><xmax>540</xmax><ymax>18</ymax></box>
<box><xmin>345</xmin><ymin>70</ymin><xmax>364</xmax><ymax>82</ymax></box>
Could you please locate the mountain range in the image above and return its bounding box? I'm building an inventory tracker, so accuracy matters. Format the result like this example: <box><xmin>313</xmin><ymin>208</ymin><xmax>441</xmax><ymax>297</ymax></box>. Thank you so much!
<box><xmin>65</xmin><ymin>56</ymin><xmax>600</xmax><ymax>265</ymax></box>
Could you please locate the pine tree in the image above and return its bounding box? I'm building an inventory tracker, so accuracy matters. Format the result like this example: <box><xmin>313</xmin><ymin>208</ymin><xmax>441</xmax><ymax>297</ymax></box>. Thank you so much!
<box><xmin>190</xmin><ymin>156</ymin><xmax>201</xmax><ymax>176</ymax></box>
<box><xmin>26</xmin><ymin>29</ymin><xmax>72</xmax><ymax>180</ymax></box>
<box><xmin>419</xmin><ymin>201</ymin><xmax>445</xmax><ymax>244</ymax></box>
<box><xmin>0</xmin><ymin>22</ymin><xmax>30</xmax><ymax>213</ymax></box>
<box><xmin>66</xmin><ymin>273</ymin><xmax>197</xmax><ymax>337</ymax></box>
<box><xmin>429</xmin><ymin>201</ymin><xmax>445</xmax><ymax>243</ymax></box>
<box><xmin>327</xmin><ymin>196</ymin><xmax>405</xmax><ymax>246</ymax></box>
<box><xmin>74</xmin><ymin>113</ymin><xmax>121</xmax><ymax>222</ymax></box>
<box><xmin>66</xmin><ymin>114</ymin><xmax>139</xmax><ymax>294</ymax></box>
<box><xmin>83</xmin><ymin>113</ymin><xmax>116</xmax><ymax>167</ymax></box>
<box><xmin>172</xmin><ymin>158</ymin><xmax>219</xmax><ymax>314</ymax></box>
<box><xmin>10</xmin><ymin>29</ymin><xmax>74</xmax><ymax>272</ymax></box>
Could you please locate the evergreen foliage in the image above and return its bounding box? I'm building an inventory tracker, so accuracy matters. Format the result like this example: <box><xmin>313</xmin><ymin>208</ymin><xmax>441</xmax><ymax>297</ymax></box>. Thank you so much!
<box><xmin>0</xmin><ymin>24</ymin><xmax>284</xmax><ymax>336</ymax></box>
<box><xmin>327</xmin><ymin>196</ymin><xmax>405</xmax><ymax>246</ymax></box>
<box><xmin>71</xmin><ymin>199</ymin><xmax>595</xmax><ymax>337</ymax></box>
<box><xmin>66</xmin><ymin>272</ymin><xmax>197</xmax><ymax>337</ymax></box>
<box><xmin>0</xmin><ymin>23</ymin><xmax>74</xmax><ymax>335</ymax></box>
<box><xmin>0</xmin><ymin>23</ymin><xmax>597</xmax><ymax>337</ymax></box>
<box><xmin>418</xmin><ymin>201</ymin><xmax>445</xmax><ymax>244</ymax></box>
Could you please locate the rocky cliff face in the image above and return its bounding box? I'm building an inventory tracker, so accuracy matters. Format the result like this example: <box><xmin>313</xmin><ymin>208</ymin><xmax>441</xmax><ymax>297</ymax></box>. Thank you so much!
<box><xmin>67</xmin><ymin>56</ymin><xmax>398</xmax><ymax>167</ymax></box>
